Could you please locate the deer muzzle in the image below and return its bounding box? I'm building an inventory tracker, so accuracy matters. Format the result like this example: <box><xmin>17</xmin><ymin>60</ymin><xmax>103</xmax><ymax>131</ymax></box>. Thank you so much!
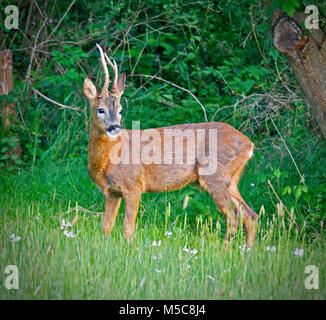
<box><xmin>106</xmin><ymin>124</ymin><xmax>121</xmax><ymax>138</ymax></box>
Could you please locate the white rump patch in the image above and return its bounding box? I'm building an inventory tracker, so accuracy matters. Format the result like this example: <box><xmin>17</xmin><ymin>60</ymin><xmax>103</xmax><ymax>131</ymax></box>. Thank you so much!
<box><xmin>248</xmin><ymin>147</ymin><xmax>254</xmax><ymax>158</ymax></box>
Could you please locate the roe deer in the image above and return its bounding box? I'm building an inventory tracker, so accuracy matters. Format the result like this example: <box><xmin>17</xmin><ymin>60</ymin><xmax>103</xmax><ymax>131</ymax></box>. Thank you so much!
<box><xmin>84</xmin><ymin>44</ymin><xmax>258</xmax><ymax>246</ymax></box>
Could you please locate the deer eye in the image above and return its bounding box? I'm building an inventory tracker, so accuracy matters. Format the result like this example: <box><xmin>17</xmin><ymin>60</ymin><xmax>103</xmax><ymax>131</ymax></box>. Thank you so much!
<box><xmin>119</xmin><ymin>110</ymin><xmax>123</xmax><ymax>115</ymax></box>
<box><xmin>97</xmin><ymin>108</ymin><xmax>105</xmax><ymax>114</ymax></box>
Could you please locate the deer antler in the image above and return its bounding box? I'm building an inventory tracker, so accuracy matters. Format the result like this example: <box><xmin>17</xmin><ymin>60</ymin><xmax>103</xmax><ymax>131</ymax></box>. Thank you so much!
<box><xmin>104</xmin><ymin>52</ymin><xmax>119</xmax><ymax>94</ymax></box>
<box><xmin>96</xmin><ymin>43</ymin><xmax>110</xmax><ymax>97</ymax></box>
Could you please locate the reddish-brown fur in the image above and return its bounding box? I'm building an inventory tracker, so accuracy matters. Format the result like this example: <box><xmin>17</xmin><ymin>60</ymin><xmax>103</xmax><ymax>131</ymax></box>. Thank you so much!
<box><xmin>84</xmin><ymin>45</ymin><xmax>258</xmax><ymax>246</ymax></box>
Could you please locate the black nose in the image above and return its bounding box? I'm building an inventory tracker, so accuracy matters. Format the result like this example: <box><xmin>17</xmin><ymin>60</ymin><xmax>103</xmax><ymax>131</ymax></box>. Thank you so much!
<box><xmin>107</xmin><ymin>125</ymin><xmax>121</xmax><ymax>134</ymax></box>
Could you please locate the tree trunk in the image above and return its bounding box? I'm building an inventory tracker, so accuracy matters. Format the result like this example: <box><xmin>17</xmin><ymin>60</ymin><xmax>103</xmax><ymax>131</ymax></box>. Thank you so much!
<box><xmin>0</xmin><ymin>49</ymin><xmax>22</xmax><ymax>164</ymax></box>
<box><xmin>273</xmin><ymin>10</ymin><xmax>326</xmax><ymax>140</ymax></box>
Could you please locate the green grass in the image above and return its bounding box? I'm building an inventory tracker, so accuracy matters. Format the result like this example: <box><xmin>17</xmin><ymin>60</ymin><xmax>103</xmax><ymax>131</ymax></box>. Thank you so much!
<box><xmin>0</xmin><ymin>160</ymin><xmax>325</xmax><ymax>300</ymax></box>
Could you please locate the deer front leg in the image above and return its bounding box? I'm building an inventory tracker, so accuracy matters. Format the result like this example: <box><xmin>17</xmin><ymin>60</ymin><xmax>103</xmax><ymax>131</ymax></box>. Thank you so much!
<box><xmin>103</xmin><ymin>193</ymin><xmax>122</xmax><ymax>236</ymax></box>
<box><xmin>123</xmin><ymin>189</ymin><xmax>141</xmax><ymax>241</ymax></box>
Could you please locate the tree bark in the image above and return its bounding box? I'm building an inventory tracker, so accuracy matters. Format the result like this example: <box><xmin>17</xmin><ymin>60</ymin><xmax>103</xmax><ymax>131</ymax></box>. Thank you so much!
<box><xmin>0</xmin><ymin>49</ymin><xmax>22</xmax><ymax>163</ymax></box>
<box><xmin>273</xmin><ymin>10</ymin><xmax>326</xmax><ymax>140</ymax></box>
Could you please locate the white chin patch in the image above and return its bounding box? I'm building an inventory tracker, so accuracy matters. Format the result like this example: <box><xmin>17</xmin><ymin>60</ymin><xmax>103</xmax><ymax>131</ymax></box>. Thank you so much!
<box><xmin>106</xmin><ymin>131</ymin><xmax>120</xmax><ymax>139</ymax></box>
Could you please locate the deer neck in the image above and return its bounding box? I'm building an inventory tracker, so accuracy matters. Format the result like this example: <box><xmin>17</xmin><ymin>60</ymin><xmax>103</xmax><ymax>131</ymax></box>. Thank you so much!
<box><xmin>88</xmin><ymin>123</ymin><xmax>121</xmax><ymax>182</ymax></box>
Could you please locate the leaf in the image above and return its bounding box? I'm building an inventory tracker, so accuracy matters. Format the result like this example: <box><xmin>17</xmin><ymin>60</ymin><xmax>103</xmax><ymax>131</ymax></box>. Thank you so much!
<box><xmin>160</xmin><ymin>42</ymin><xmax>175</xmax><ymax>56</ymax></box>
<box><xmin>282</xmin><ymin>0</ymin><xmax>300</xmax><ymax>17</ymax></box>
<box><xmin>259</xmin><ymin>175</ymin><xmax>267</xmax><ymax>183</ymax></box>
<box><xmin>0</xmin><ymin>154</ymin><xmax>9</xmax><ymax>160</ymax></box>
<box><xmin>274</xmin><ymin>169</ymin><xmax>281</xmax><ymax>178</ymax></box>
<box><xmin>148</xmin><ymin>38</ymin><xmax>158</xmax><ymax>47</ymax></box>
<box><xmin>295</xmin><ymin>186</ymin><xmax>302</xmax><ymax>200</ymax></box>
<box><xmin>15</xmin><ymin>159</ymin><xmax>23</xmax><ymax>166</ymax></box>
<box><xmin>281</xmin><ymin>186</ymin><xmax>291</xmax><ymax>195</ymax></box>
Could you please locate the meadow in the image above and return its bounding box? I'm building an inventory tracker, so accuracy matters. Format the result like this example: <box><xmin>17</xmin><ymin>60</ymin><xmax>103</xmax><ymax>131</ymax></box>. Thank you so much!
<box><xmin>0</xmin><ymin>155</ymin><xmax>325</xmax><ymax>299</ymax></box>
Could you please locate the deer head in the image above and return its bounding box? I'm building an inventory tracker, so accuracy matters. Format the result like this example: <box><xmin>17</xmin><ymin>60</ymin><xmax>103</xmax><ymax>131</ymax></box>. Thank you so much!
<box><xmin>83</xmin><ymin>44</ymin><xmax>126</xmax><ymax>138</ymax></box>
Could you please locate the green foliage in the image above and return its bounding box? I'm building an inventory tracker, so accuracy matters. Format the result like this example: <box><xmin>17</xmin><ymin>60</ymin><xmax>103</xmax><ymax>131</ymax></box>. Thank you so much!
<box><xmin>266</xmin><ymin>0</ymin><xmax>302</xmax><ymax>17</ymax></box>
<box><xmin>0</xmin><ymin>136</ymin><xmax>22</xmax><ymax>171</ymax></box>
<box><xmin>282</xmin><ymin>0</ymin><xmax>301</xmax><ymax>17</ymax></box>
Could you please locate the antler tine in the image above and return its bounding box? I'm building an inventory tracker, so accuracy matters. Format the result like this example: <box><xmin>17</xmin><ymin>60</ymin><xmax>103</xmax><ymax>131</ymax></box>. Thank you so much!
<box><xmin>104</xmin><ymin>52</ymin><xmax>119</xmax><ymax>93</ymax></box>
<box><xmin>96</xmin><ymin>43</ymin><xmax>110</xmax><ymax>97</ymax></box>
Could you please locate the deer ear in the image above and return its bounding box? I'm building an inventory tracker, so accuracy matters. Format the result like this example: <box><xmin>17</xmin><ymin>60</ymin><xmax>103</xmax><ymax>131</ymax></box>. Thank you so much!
<box><xmin>83</xmin><ymin>78</ymin><xmax>97</xmax><ymax>101</ymax></box>
<box><xmin>117</xmin><ymin>73</ymin><xmax>126</xmax><ymax>95</ymax></box>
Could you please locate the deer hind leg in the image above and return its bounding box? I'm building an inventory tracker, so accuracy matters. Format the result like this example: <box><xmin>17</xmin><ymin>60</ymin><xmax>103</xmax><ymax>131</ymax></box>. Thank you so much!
<box><xmin>199</xmin><ymin>177</ymin><xmax>238</xmax><ymax>243</ymax></box>
<box><xmin>123</xmin><ymin>189</ymin><xmax>141</xmax><ymax>241</ymax></box>
<box><xmin>229</xmin><ymin>163</ymin><xmax>258</xmax><ymax>247</ymax></box>
<box><xmin>103</xmin><ymin>193</ymin><xmax>122</xmax><ymax>236</ymax></box>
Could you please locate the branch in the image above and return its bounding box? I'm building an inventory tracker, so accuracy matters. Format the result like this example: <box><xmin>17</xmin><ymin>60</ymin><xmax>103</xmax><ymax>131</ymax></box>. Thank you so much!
<box><xmin>48</xmin><ymin>0</ymin><xmax>76</xmax><ymax>40</ymax></box>
<box><xmin>129</xmin><ymin>74</ymin><xmax>208</xmax><ymax>122</ymax></box>
<box><xmin>270</xmin><ymin>118</ymin><xmax>305</xmax><ymax>184</ymax></box>
<box><xmin>32</xmin><ymin>88</ymin><xmax>81</xmax><ymax>111</ymax></box>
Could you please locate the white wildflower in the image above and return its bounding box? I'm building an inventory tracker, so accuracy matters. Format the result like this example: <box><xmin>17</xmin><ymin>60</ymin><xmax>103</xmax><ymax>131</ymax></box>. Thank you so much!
<box><xmin>155</xmin><ymin>268</ymin><xmax>165</xmax><ymax>273</ymax></box>
<box><xmin>266</xmin><ymin>246</ymin><xmax>276</xmax><ymax>252</ymax></box>
<box><xmin>153</xmin><ymin>255</ymin><xmax>158</xmax><ymax>260</ymax></box>
<box><xmin>250</xmin><ymin>183</ymin><xmax>255</xmax><ymax>187</ymax></box>
<box><xmin>61</xmin><ymin>218</ymin><xmax>75</xmax><ymax>238</ymax></box>
<box><xmin>10</xmin><ymin>234</ymin><xmax>21</xmax><ymax>243</ymax></box>
<box><xmin>294</xmin><ymin>248</ymin><xmax>304</xmax><ymax>257</ymax></box>
<box><xmin>239</xmin><ymin>244</ymin><xmax>250</xmax><ymax>254</ymax></box>
<box><xmin>61</xmin><ymin>219</ymin><xmax>73</xmax><ymax>230</ymax></box>
<box><xmin>152</xmin><ymin>240</ymin><xmax>161</xmax><ymax>247</ymax></box>
<box><xmin>165</xmin><ymin>231</ymin><xmax>172</xmax><ymax>237</ymax></box>
<box><xmin>183</xmin><ymin>245</ymin><xmax>190</xmax><ymax>253</ymax></box>
<box><xmin>191</xmin><ymin>249</ymin><xmax>198</xmax><ymax>255</ymax></box>
<box><xmin>63</xmin><ymin>230</ymin><xmax>76</xmax><ymax>238</ymax></box>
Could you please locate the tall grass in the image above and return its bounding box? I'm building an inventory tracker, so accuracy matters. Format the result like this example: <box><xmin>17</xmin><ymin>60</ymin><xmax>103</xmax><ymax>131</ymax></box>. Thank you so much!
<box><xmin>0</xmin><ymin>160</ymin><xmax>325</xmax><ymax>299</ymax></box>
